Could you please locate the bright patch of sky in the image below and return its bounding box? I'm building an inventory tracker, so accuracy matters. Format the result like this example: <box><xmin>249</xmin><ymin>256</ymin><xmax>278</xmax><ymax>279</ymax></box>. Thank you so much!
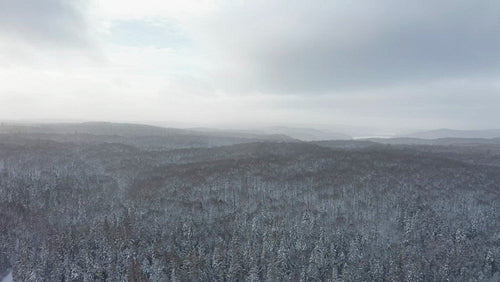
<box><xmin>107</xmin><ymin>20</ymin><xmax>189</xmax><ymax>48</ymax></box>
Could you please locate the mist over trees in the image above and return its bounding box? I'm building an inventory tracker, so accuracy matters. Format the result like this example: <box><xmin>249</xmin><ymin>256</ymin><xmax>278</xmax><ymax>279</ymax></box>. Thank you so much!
<box><xmin>0</xmin><ymin>124</ymin><xmax>499</xmax><ymax>281</ymax></box>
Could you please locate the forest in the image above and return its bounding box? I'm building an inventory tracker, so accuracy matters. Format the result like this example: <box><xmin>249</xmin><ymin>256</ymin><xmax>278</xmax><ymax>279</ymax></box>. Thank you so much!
<box><xmin>0</xmin><ymin>123</ymin><xmax>499</xmax><ymax>281</ymax></box>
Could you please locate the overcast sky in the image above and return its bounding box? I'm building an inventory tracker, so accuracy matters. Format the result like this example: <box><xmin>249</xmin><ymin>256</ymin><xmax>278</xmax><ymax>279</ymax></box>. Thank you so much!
<box><xmin>1</xmin><ymin>0</ymin><xmax>499</xmax><ymax>134</ymax></box>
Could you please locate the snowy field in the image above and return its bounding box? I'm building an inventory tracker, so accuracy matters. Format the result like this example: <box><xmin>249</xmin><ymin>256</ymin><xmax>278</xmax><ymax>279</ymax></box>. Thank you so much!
<box><xmin>1</xmin><ymin>271</ymin><xmax>12</xmax><ymax>282</ymax></box>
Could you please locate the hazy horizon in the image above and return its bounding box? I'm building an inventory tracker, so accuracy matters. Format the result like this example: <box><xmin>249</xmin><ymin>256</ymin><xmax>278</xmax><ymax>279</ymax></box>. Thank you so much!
<box><xmin>1</xmin><ymin>0</ymin><xmax>500</xmax><ymax>133</ymax></box>
<box><xmin>2</xmin><ymin>118</ymin><xmax>500</xmax><ymax>140</ymax></box>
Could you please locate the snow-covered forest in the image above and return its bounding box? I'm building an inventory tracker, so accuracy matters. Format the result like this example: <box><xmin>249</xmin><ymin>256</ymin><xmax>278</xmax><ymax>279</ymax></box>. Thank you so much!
<box><xmin>0</xmin><ymin>123</ymin><xmax>499</xmax><ymax>281</ymax></box>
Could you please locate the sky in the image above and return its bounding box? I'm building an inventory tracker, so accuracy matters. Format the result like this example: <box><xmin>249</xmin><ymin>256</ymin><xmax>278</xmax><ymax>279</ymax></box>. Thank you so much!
<box><xmin>0</xmin><ymin>0</ymin><xmax>499</xmax><ymax>134</ymax></box>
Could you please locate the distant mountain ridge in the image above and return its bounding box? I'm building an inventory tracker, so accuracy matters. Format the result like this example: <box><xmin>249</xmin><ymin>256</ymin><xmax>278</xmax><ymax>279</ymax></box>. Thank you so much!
<box><xmin>0</xmin><ymin>122</ymin><xmax>187</xmax><ymax>136</ymax></box>
<box><xmin>190</xmin><ymin>126</ymin><xmax>352</xmax><ymax>141</ymax></box>
<box><xmin>403</xmin><ymin>129</ymin><xmax>500</xmax><ymax>139</ymax></box>
<box><xmin>258</xmin><ymin>126</ymin><xmax>352</xmax><ymax>141</ymax></box>
<box><xmin>364</xmin><ymin>137</ymin><xmax>500</xmax><ymax>146</ymax></box>
<box><xmin>0</xmin><ymin>122</ymin><xmax>293</xmax><ymax>141</ymax></box>
<box><xmin>0</xmin><ymin>122</ymin><xmax>297</xmax><ymax>150</ymax></box>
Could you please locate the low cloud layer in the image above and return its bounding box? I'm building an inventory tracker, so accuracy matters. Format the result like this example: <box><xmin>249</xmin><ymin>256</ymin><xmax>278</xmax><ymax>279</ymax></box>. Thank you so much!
<box><xmin>197</xmin><ymin>0</ymin><xmax>500</xmax><ymax>94</ymax></box>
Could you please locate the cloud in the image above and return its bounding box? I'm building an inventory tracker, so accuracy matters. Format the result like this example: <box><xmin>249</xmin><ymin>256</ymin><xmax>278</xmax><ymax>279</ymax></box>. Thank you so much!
<box><xmin>257</xmin><ymin>78</ymin><xmax>500</xmax><ymax>130</ymax></box>
<box><xmin>0</xmin><ymin>0</ymin><xmax>499</xmax><ymax>132</ymax></box>
<box><xmin>108</xmin><ymin>20</ymin><xmax>189</xmax><ymax>49</ymax></box>
<box><xmin>92</xmin><ymin>0</ymin><xmax>219</xmax><ymax>21</ymax></box>
<box><xmin>0</xmin><ymin>0</ymin><xmax>91</xmax><ymax>48</ymax></box>
<box><xmin>191</xmin><ymin>0</ymin><xmax>500</xmax><ymax>94</ymax></box>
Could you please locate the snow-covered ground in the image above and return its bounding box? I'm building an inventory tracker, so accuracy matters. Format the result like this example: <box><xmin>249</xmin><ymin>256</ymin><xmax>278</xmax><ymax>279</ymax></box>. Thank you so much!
<box><xmin>1</xmin><ymin>271</ymin><xmax>12</xmax><ymax>282</ymax></box>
